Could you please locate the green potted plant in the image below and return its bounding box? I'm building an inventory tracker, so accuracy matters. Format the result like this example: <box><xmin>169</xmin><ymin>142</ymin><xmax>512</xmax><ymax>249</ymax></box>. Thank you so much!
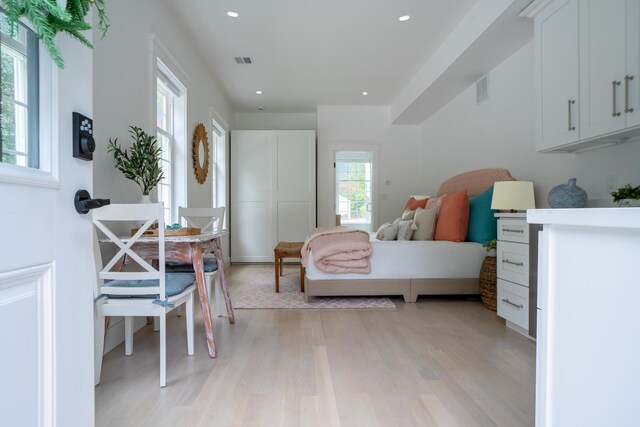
<box><xmin>611</xmin><ymin>184</ymin><xmax>640</xmax><ymax>207</ymax></box>
<box><xmin>0</xmin><ymin>0</ymin><xmax>110</xmax><ymax>68</ymax></box>
<box><xmin>107</xmin><ymin>126</ymin><xmax>164</xmax><ymax>200</ymax></box>
<box><xmin>479</xmin><ymin>239</ymin><xmax>497</xmax><ymax>311</ymax></box>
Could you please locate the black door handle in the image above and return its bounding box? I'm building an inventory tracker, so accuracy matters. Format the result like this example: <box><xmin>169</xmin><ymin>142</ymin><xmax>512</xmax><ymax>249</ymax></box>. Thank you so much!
<box><xmin>74</xmin><ymin>189</ymin><xmax>110</xmax><ymax>214</ymax></box>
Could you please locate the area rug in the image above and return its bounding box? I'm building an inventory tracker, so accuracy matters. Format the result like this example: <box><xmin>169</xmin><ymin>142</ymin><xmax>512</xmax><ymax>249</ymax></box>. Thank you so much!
<box><xmin>234</xmin><ymin>266</ymin><xmax>395</xmax><ymax>310</ymax></box>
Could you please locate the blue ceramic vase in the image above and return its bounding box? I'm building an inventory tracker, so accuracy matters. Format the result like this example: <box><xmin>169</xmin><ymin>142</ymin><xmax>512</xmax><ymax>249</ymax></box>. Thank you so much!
<box><xmin>548</xmin><ymin>178</ymin><xmax>587</xmax><ymax>208</ymax></box>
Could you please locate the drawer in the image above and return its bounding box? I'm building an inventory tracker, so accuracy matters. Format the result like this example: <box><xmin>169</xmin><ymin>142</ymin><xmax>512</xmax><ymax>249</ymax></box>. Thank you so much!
<box><xmin>497</xmin><ymin>279</ymin><xmax>529</xmax><ymax>330</ymax></box>
<box><xmin>497</xmin><ymin>241</ymin><xmax>529</xmax><ymax>286</ymax></box>
<box><xmin>498</xmin><ymin>219</ymin><xmax>529</xmax><ymax>243</ymax></box>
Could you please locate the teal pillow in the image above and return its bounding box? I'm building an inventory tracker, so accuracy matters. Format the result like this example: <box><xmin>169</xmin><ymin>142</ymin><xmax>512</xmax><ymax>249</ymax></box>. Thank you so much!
<box><xmin>466</xmin><ymin>185</ymin><xmax>497</xmax><ymax>244</ymax></box>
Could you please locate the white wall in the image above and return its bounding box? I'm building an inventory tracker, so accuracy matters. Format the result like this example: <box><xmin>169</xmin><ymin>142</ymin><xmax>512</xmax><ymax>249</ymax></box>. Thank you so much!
<box><xmin>235</xmin><ymin>112</ymin><xmax>317</xmax><ymax>130</ymax></box>
<box><xmin>419</xmin><ymin>41</ymin><xmax>640</xmax><ymax>207</ymax></box>
<box><xmin>92</xmin><ymin>0</ymin><xmax>234</xmax><ymax>352</ymax></box>
<box><xmin>317</xmin><ymin>106</ymin><xmax>421</xmax><ymax>227</ymax></box>
<box><xmin>93</xmin><ymin>0</ymin><xmax>234</xmax><ymax>208</ymax></box>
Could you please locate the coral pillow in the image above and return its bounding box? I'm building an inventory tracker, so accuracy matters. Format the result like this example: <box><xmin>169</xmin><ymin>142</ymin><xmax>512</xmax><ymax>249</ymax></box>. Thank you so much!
<box><xmin>405</xmin><ymin>196</ymin><xmax>429</xmax><ymax>211</ymax></box>
<box><xmin>434</xmin><ymin>189</ymin><xmax>470</xmax><ymax>242</ymax></box>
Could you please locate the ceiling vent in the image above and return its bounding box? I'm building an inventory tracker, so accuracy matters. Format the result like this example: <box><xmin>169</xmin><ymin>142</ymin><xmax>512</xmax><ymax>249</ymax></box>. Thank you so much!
<box><xmin>476</xmin><ymin>73</ymin><xmax>489</xmax><ymax>105</ymax></box>
<box><xmin>234</xmin><ymin>56</ymin><xmax>253</xmax><ymax>64</ymax></box>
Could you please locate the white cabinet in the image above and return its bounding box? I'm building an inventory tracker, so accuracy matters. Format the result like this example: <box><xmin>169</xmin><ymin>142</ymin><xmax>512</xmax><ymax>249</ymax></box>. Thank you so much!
<box><xmin>579</xmin><ymin>0</ymin><xmax>640</xmax><ymax>139</ymax></box>
<box><xmin>526</xmin><ymin>0</ymin><xmax>640</xmax><ymax>152</ymax></box>
<box><xmin>496</xmin><ymin>215</ymin><xmax>530</xmax><ymax>334</ymax></box>
<box><xmin>529</xmin><ymin>208</ymin><xmax>640</xmax><ymax>427</ymax></box>
<box><xmin>230</xmin><ymin>130</ymin><xmax>316</xmax><ymax>262</ymax></box>
<box><xmin>534</xmin><ymin>0</ymin><xmax>580</xmax><ymax>151</ymax></box>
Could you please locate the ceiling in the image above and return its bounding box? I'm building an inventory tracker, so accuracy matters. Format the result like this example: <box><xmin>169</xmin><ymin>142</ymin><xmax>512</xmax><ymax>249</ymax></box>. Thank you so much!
<box><xmin>168</xmin><ymin>0</ymin><xmax>479</xmax><ymax>113</ymax></box>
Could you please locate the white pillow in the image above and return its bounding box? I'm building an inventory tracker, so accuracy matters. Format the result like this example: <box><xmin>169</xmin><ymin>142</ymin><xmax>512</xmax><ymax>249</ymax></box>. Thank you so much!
<box><xmin>375</xmin><ymin>222</ymin><xmax>399</xmax><ymax>241</ymax></box>
<box><xmin>412</xmin><ymin>206</ymin><xmax>438</xmax><ymax>240</ymax></box>
<box><xmin>396</xmin><ymin>220</ymin><xmax>417</xmax><ymax>240</ymax></box>
<box><xmin>401</xmin><ymin>209</ymin><xmax>416</xmax><ymax>220</ymax></box>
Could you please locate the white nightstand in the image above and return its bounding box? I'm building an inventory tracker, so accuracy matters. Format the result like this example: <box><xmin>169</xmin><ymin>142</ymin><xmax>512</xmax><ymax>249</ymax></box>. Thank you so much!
<box><xmin>495</xmin><ymin>213</ymin><xmax>530</xmax><ymax>336</ymax></box>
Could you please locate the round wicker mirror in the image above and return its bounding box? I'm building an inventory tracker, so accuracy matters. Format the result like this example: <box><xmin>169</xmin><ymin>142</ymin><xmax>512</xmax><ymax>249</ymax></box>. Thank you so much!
<box><xmin>192</xmin><ymin>123</ymin><xmax>209</xmax><ymax>184</ymax></box>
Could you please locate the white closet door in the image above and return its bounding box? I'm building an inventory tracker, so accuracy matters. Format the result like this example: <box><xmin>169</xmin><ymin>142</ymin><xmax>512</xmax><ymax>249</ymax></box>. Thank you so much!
<box><xmin>273</xmin><ymin>131</ymin><xmax>316</xmax><ymax>245</ymax></box>
<box><xmin>230</xmin><ymin>131</ymin><xmax>274</xmax><ymax>262</ymax></box>
<box><xmin>231</xmin><ymin>130</ymin><xmax>316</xmax><ymax>262</ymax></box>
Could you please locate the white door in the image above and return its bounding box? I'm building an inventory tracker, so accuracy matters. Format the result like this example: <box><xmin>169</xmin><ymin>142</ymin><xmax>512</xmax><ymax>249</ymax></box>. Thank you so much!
<box><xmin>334</xmin><ymin>151</ymin><xmax>374</xmax><ymax>231</ymax></box>
<box><xmin>230</xmin><ymin>130</ymin><xmax>274</xmax><ymax>262</ymax></box>
<box><xmin>579</xmin><ymin>0</ymin><xmax>627</xmax><ymax>139</ymax></box>
<box><xmin>230</xmin><ymin>130</ymin><xmax>316</xmax><ymax>262</ymax></box>
<box><xmin>535</xmin><ymin>0</ymin><xmax>580</xmax><ymax>151</ymax></box>
<box><xmin>0</xmin><ymin>31</ymin><xmax>95</xmax><ymax>427</ymax></box>
<box><xmin>625</xmin><ymin>0</ymin><xmax>640</xmax><ymax>129</ymax></box>
<box><xmin>272</xmin><ymin>130</ymin><xmax>316</xmax><ymax>244</ymax></box>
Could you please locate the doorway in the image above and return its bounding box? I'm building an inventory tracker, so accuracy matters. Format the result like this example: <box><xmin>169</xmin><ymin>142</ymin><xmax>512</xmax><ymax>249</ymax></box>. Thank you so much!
<box><xmin>334</xmin><ymin>150</ymin><xmax>375</xmax><ymax>231</ymax></box>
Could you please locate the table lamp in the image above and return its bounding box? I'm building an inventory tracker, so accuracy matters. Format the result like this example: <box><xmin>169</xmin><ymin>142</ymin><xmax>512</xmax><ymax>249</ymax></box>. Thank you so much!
<box><xmin>491</xmin><ymin>181</ymin><xmax>536</xmax><ymax>212</ymax></box>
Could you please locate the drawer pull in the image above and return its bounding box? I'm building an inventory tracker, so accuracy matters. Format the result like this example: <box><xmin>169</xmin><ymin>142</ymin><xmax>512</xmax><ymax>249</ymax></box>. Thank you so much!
<box><xmin>503</xmin><ymin>228</ymin><xmax>524</xmax><ymax>234</ymax></box>
<box><xmin>502</xmin><ymin>259</ymin><xmax>524</xmax><ymax>267</ymax></box>
<box><xmin>502</xmin><ymin>298</ymin><xmax>524</xmax><ymax>309</ymax></box>
<box><xmin>625</xmin><ymin>75</ymin><xmax>634</xmax><ymax>113</ymax></box>
<box><xmin>612</xmin><ymin>80</ymin><xmax>622</xmax><ymax>117</ymax></box>
<box><xmin>567</xmin><ymin>99</ymin><xmax>576</xmax><ymax>131</ymax></box>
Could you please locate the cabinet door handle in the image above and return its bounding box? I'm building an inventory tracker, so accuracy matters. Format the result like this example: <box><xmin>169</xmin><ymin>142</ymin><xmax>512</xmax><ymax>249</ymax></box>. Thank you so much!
<box><xmin>612</xmin><ymin>80</ymin><xmax>621</xmax><ymax>117</ymax></box>
<box><xmin>625</xmin><ymin>75</ymin><xmax>635</xmax><ymax>113</ymax></box>
<box><xmin>502</xmin><ymin>259</ymin><xmax>524</xmax><ymax>267</ymax></box>
<box><xmin>567</xmin><ymin>99</ymin><xmax>575</xmax><ymax>131</ymax></box>
<box><xmin>502</xmin><ymin>298</ymin><xmax>524</xmax><ymax>309</ymax></box>
<box><xmin>503</xmin><ymin>228</ymin><xmax>524</xmax><ymax>234</ymax></box>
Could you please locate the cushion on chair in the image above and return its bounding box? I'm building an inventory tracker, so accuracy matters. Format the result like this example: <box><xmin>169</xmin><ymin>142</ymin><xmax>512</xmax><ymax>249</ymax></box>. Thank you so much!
<box><xmin>104</xmin><ymin>273</ymin><xmax>196</xmax><ymax>297</ymax></box>
<box><xmin>166</xmin><ymin>258</ymin><xmax>218</xmax><ymax>273</ymax></box>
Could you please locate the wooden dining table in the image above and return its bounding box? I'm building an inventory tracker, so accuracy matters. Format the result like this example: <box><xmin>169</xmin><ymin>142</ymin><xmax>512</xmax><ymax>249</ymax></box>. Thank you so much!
<box><xmin>113</xmin><ymin>230</ymin><xmax>233</xmax><ymax>358</ymax></box>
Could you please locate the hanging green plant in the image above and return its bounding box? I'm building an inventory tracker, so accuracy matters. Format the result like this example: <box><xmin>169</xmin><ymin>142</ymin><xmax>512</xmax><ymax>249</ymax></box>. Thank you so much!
<box><xmin>0</xmin><ymin>0</ymin><xmax>110</xmax><ymax>68</ymax></box>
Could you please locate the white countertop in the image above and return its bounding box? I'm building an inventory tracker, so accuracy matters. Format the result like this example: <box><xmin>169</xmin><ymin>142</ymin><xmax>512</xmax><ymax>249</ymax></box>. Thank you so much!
<box><xmin>527</xmin><ymin>208</ymin><xmax>640</xmax><ymax>229</ymax></box>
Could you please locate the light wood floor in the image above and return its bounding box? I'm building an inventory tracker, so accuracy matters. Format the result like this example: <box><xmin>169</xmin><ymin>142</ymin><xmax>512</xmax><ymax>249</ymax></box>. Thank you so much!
<box><xmin>95</xmin><ymin>265</ymin><xmax>535</xmax><ymax>427</ymax></box>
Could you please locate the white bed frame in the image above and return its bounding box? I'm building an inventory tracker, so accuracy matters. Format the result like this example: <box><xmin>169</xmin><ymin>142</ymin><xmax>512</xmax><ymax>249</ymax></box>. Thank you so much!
<box><xmin>304</xmin><ymin>168</ymin><xmax>514</xmax><ymax>303</ymax></box>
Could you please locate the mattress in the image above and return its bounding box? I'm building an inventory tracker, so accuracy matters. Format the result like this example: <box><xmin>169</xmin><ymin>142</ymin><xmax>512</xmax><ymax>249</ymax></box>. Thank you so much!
<box><xmin>306</xmin><ymin>234</ymin><xmax>487</xmax><ymax>281</ymax></box>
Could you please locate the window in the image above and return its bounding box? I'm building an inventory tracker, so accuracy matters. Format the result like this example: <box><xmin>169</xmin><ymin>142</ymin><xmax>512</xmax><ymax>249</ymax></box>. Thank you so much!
<box><xmin>335</xmin><ymin>151</ymin><xmax>373</xmax><ymax>231</ymax></box>
<box><xmin>155</xmin><ymin>60</ymin><xmax>185</xmax><ymax>226</ymax></box>
<box><xmin>211</xmin><ymin>118</ymin><xmax>225</xmax><ymax>208</ymax></box>
<box><xmin>0</xmin><ymin>11</ymin><xmax>39</xmax><ymax>168</ymax></box>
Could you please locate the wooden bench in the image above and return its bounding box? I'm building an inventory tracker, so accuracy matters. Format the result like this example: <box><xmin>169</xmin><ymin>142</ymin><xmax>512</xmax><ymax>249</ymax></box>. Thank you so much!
<box><xmin>273</xmin><ymin>241</ymin><xmax>305</xmax><ymax>293</ymax></box>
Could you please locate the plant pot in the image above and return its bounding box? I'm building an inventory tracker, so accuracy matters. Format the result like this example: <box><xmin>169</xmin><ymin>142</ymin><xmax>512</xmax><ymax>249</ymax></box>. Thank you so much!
<box><xmin>617</xmin><ymin>199</ymin><xmax>640</xmax><ymax>207</ymax></box>
<box><xmin>479</xmin><ymin>256</ymin><xmax>497</xmax><ymax>311</ymax></box>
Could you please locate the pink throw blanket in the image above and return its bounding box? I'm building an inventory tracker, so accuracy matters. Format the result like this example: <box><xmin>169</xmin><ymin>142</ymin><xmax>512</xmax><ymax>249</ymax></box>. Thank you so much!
<box><xmin>301</xmin><ymin>227</ymin><xmax>372</xmax><ymax>274</ymax></box>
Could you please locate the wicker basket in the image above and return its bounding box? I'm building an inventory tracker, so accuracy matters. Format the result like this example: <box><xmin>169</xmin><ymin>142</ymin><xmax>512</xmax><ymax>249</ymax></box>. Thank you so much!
<box><xmin>479</xmin><ymin>256</ymin><xmax>497</xmax><ymax>311</ymax></box>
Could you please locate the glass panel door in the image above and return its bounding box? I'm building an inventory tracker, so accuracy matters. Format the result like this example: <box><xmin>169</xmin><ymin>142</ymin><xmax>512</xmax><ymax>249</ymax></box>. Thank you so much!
<box><xmin>335</xmin><ymin>151</ymin><xmax>373</xmax><ymax>231</ymax></box>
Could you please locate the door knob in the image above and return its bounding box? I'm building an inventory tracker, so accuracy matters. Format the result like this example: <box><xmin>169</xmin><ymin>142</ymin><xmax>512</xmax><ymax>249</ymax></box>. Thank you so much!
<box><xmin>74</xmin><ymin>190</ymin><xmax>110</xmax><ymax>214</ymax></box>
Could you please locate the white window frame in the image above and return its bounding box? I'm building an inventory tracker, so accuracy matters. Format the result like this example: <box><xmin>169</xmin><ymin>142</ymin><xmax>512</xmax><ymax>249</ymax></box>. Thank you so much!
<box><xmin>209</xmin><ymin>107</ymin><xmax>228</xmax><ymax>216</ymax></box>
<box><xmin>0</xmin><ymin>16</ymin><xmax>57</xmax><ymax>188</ymax></box>
<box><xmin>328</xmin><ymin>143</ymin><xmax>379</xmax><ymax>231</ymax></box>
<box><xmin>149</xmin><ymin>34</ymin><xmax>189</xmax><ymax>224</ymax></box>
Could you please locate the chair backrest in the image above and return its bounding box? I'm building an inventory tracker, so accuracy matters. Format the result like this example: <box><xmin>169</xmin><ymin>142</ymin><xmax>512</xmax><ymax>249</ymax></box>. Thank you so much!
<box><xmin>179</xmin><ymin>207</ymin><xmax>225</xmax><ymax>233</ymax></box>
<box><xmin>92</xmin><ymin>203</ymin><xmax>167</xmax><ymax>300</ymax></box>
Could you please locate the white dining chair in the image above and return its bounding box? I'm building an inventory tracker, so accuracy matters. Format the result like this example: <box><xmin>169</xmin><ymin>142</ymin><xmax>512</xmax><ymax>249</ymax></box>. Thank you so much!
<box><xmin>166</xmin><ymin>207</ymin><xmax>229</xmax><ymax>317</ymax></box>
<box><xmin>93</xmin><ymin>203</ymin><xmax>196</xmax><ymax>387</ymax></box>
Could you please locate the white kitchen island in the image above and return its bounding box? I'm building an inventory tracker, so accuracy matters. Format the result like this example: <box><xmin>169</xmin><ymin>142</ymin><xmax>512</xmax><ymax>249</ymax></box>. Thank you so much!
<box><xmin>528</xmin><ymin>208</ymin><xmax>640</xmax><ymax>427</ymax></box>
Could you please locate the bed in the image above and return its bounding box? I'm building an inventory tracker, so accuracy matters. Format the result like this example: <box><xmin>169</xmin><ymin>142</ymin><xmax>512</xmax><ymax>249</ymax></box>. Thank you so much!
<box><xmin>304</xmin><ymin>168</ymin><xmax>515</xmax><ymax>302</ymax></box>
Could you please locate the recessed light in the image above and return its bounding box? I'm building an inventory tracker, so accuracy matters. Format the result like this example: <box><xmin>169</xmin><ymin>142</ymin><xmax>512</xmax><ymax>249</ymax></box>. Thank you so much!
<box><xmin>227</xmin><ymin>11</ymin><xmax>239</xmax><ymax>18</ymax></box>
<box><xmin>399</xmin><ymin>15</ymin><xmax>410</xmax><ymax>22</ymax></box>
<box><xmin>362</xmin><ymin>91</ymin><xmax>368</xmax><ymax>96</ymax></box>
<box><xmin>256</xmin><ymin>90</ymin><xmax>262</xmax><ymax>95</ymax></box>
<box><xmin>257</xmin><ymin>106</ymin><xmax>265</xmax><ymax>111</ymax></box>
